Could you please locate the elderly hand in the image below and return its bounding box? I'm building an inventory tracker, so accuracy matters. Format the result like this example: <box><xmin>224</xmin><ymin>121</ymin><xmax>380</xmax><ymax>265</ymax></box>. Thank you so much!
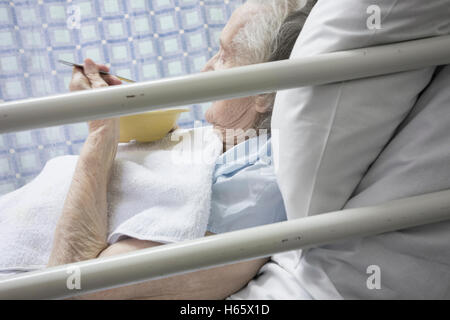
<box><xmin>69</xmin><ymin>58</ymin><xmax>123</xmax><ymax>178</ymax></box>
<box><xmin>69</xmin><ymin>58</ymin><xmax>122</xmax><ymax>138</ymax></box>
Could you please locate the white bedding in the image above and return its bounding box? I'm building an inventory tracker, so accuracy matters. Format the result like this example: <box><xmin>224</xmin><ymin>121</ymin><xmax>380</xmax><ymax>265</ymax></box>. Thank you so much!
<box><xmin>0</xmin><ymin>127</ymin><xmax>222</xmax><ymax>274</ymax></box>
<box><xmin>232</xmin><ymin>0</ymin><xmax>450</xmax><ymax>299</ymax></box>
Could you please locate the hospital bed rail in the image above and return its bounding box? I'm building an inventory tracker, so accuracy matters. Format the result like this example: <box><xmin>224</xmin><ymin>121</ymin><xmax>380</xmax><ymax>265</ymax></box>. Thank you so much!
<box><xmin>0</xmin><ymin>35</ymin><xmax>449</xmax><ymax>133</ymax></box>
<box><xmin>0</xmin><ymin>35</ymin><xmax>449</xmax><ymax>299</ymax></box>
<box><xmin>0</xmin><ymin>189</ymin><xmax>450</xmax><ymax>299</ymax></box>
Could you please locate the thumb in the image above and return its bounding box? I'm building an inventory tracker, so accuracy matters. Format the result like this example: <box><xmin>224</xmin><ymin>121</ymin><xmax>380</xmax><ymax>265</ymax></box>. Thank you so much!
<box><xmin>83</xmin><ymin>58</ymin><xmax>108</xmax><ymax>89</ymax></box>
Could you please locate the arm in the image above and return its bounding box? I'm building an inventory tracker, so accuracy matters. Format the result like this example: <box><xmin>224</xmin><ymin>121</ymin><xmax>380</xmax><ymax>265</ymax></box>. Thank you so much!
<box><xmin>47</xmin><ymin>59</ymin><xmax>267</xmax><ymax>299</ymax></box>
<box><xmin>74</xmin><ymin>237</ymin><xmax>269</xmax><ymax>300</ymax></box>
<box><xmin>47</xmin><ymin>58</ymin><xmax>122</xmax><ymax>266</ymax></box>
<box><xmin>47</xmin><ymin>126</ymin><xmax>118</xmax><ymax>265</ymax></box>
<box><xmin>49</xmin><ymin>123</ymin><xmax>267</xmax><ymax>300</ymax></box>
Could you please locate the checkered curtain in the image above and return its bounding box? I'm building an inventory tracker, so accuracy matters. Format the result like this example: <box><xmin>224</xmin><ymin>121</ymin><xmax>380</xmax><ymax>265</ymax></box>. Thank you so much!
<box><xmin>0</xmin><ymin>0</ymin><xmax>244</xmax><ymax>195</ymax></box>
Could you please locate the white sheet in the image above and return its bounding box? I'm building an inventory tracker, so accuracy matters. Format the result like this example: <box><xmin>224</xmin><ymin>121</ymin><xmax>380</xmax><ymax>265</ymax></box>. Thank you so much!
<box><xmin>233</xmin><ymin>0</ymin><xmax>450</xmax><ymax>299</ymax></box>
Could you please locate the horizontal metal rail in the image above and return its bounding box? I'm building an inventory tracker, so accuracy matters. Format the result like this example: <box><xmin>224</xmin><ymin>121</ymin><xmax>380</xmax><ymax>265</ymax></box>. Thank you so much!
<box><xmin>0</xmin><ymin>35</ymin><xmax>449</xmax><ymax>133</ymax></box>
<box><xmin>1</xmin><ymin>189</ymin><xmax>450</xmax><ymax>299</ymax></box>
<box><xmin>1</xmin><ymin>35</ymin><xmax>449</xmax><ymax>299</ymax></box>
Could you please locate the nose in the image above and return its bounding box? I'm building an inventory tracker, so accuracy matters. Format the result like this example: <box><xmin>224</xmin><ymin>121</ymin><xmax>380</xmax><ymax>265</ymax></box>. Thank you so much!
<box><xmin>201</xmin><ymin>54</ymin><xmax>217</xmax><ymax>72</ymax></box>
<box><xmin>201</xmin><ymin>59</ymin><xmax>213</xmax><ymax>73</ymax></box>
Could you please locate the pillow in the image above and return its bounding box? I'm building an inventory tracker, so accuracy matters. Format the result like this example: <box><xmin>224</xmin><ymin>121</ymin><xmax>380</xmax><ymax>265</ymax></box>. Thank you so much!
<box><xmin>327</xmin><ymin>65</ymin><xmax>450</xmax><ymax>299</ymax></box>
<box><xmin>230</xmin><ymin>0</ymin><xmax>450</xmax><ymax>300</ymax></box>
<box><xmin>272</xmin><ymin>0</ymin><xmax>450</xmax><ymax>220</ymax></box>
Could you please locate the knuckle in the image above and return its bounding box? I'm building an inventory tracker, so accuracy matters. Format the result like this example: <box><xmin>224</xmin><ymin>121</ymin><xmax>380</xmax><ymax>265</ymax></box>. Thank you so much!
<box><xmin>69</xmin><ymin>81</ymin><xmax>80</xmax><ymax>91</ymax></box>
<box><xmin>69</xmin><ymin>78</ymin><xmax>90</xmax><ymax>91</ymax></box>
<box><xmin>86</xmin><ymin>73</ymin><xmax>102</xmax><ymax>83</ymax></box>
<box><xmin>72</xmin><ymin>73</ymin><xmax>84</xmax><ymax>83</ymax></box>
<box><xmin>92</xmin><ymin>81</ymin><xmax>108</xmax><ymax>88</ymax></box>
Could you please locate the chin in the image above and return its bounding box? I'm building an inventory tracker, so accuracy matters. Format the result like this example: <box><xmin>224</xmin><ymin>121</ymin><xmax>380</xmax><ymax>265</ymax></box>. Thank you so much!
<box><xmin>205</xmin><ymin>108</ymin><xmax>217</xmax><ymax>127</ymax></box>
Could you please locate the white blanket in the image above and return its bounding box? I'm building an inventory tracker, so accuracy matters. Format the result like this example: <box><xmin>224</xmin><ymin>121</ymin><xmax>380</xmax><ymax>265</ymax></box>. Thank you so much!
<box><xmin>0</xmin><ymin>126</ymin><xmax>222</xmax><ymax>274</ymax></box>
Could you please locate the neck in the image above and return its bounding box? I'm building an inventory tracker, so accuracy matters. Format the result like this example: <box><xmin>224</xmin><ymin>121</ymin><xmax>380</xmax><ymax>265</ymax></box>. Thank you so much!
<box><xmin>216</xmin><ymin>126</ymin><xmax>268</xmax><ymax>153</ymax></box>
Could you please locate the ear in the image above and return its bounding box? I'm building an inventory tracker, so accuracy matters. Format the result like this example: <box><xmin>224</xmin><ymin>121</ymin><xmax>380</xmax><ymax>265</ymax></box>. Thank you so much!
<box><xmin>254</xmin><ymin>93</ymin><xmax>275</xmax><ymax>114</ymax></box>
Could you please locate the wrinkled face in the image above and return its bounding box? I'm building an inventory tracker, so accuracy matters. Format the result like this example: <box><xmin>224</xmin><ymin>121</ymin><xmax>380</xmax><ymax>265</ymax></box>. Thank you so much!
<box><xmin>202</xmin><ymin>3</ymin><xmax>269</xmax><ymax>137</ymax></box>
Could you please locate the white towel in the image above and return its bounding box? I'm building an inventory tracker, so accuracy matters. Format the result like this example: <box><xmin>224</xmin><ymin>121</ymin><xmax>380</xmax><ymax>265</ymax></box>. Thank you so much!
<box><xmin>0</xmin><ymin>126</ymin><xmax>222</xmax><ymax>273</ymax></box>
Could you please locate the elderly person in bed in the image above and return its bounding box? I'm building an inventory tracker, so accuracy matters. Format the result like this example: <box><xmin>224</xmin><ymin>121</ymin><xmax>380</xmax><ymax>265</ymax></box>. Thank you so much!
<box><xmin>45</xmin><ymin>0</ymin><xmax>315</xmax><ymax>299</ymax></box>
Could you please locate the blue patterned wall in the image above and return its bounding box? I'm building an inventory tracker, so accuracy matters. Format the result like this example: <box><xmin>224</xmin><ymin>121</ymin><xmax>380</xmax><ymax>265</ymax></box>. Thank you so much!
<box><xmin>0</xmin><ymin>0</ymin><xmax>244</xmax><ymax>195</ymax></box>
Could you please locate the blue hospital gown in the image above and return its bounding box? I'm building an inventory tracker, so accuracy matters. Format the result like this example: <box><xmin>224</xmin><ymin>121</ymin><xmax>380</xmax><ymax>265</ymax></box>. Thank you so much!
<box><xmin>207</xmin><ymin>136</ymin><xmax>287</xmax><ymax>234</ymax></box>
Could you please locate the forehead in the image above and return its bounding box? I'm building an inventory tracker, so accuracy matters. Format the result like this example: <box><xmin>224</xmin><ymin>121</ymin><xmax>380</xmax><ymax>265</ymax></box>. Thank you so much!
<box><xmin>220</xmin><ymin>3</ymin><xmax>263</xmax><ymax>46</ymax></box>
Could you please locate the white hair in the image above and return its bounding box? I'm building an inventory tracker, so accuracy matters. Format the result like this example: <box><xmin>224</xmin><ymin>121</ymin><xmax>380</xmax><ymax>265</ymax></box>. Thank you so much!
<box><xmin>232</xmin><ymin>0</ymin><xmax>307</xmax><ymax>65</ymax></box>
<box><xmin>231</xmin><ymin>0</ymin><xmax>316</xmax><ymax>130</ymax></box>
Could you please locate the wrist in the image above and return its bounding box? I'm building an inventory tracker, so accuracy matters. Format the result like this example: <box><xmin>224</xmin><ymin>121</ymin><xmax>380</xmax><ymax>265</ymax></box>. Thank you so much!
<box><xmin>82</xmin><ymin>129</ymin><xmax>118</xmax><ymax>171</ymax></box>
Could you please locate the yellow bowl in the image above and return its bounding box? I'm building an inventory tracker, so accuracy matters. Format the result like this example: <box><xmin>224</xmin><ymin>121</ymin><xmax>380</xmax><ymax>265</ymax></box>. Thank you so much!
<box><xmin>119</xmin><ymin>108</ymin><xmax>189</xmax><ymax>143</ymax></box>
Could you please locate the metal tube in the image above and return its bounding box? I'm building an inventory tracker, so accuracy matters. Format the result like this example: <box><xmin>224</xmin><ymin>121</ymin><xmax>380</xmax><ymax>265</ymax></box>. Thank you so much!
<box><xmin>0</xmin><ymin>35</ymin><xmax>450</xmax><ymax>133</ymax></box>
<box><xmin>1</xmin><ymin>189</ymin><xmax>450</xmax><ymax>299</ymax></box>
